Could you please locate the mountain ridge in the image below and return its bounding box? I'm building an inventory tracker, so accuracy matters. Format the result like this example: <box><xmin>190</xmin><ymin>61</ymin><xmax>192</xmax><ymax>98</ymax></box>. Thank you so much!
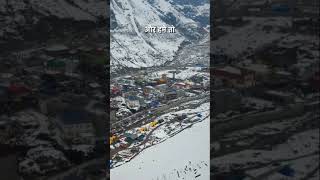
<box><xmin>110</xmin><ymin>0</ymin><xmax>209</xmax><ymax>72</ymax></box>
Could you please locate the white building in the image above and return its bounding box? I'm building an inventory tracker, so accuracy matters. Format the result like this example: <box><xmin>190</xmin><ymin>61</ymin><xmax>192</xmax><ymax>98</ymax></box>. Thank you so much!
<box><xmin>57</xmin><ymin>109</ymin><xmax>95</xmax><ymax>144</ymax></box>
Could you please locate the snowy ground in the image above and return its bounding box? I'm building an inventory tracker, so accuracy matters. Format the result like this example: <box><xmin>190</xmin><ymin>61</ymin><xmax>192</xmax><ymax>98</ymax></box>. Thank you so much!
<box><xmin>245</xmin><ymin>154</ymin><xmax>319</xmax><ymax>180</ymax></box>
<box><xmin>212</xmin><ymin>17</ymin><xmax>292</xmax><ymax>57</ymax></box>
<box><xmin>149</xmin><ymin>67</ymin><xmax>209</xmax><ymax>80</ymax></box>
<box><xmin>212</xmin><ymin>128</ymin><xmax>319</xmax><ymax>173</ymax></box>
<box><xmin>111</xmin><ymin>116</ymin><xmax>210</xmax><ymax>180</ymax></box>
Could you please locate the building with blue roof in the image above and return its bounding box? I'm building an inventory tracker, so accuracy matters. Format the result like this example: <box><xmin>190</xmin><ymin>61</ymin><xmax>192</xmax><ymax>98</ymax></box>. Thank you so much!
<box><xmin>57</xmin><ymin>109</ymin><xmax>95</xmax><ymax>144</ymax></box>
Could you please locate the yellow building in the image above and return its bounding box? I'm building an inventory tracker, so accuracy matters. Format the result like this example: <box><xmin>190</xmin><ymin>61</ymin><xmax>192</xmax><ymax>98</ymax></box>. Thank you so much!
<box><xmin>150</xmin><ymin>121</ymin><xmax>158</xmax><ymax>127</ymax></box>
<box><xmin>110</xmin><ymin>135</ymin><xmax>118</xmax><ymax>144</ymax></box>
<box><xmin>139</xmin><ymin>127</ymin><xmax>148</xmax><ymax>133</ymax></box>
<box><xmin>158</xmin><ymin>74</ymin><xmax>167</xmax><ymax>84</ymax></box>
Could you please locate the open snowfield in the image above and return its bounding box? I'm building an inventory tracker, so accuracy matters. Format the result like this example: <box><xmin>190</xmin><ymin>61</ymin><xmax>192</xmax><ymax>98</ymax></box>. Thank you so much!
<box><xmin>111</xmin><ymin>116</ymin><xmax>210</xmax><ymax>180</ymax></box>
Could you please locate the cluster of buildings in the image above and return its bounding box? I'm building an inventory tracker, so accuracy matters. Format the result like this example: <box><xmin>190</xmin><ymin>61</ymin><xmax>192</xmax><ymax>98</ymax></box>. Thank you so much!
<box><xmin>110</xmin><ymin>116</ymin><xmax>168</xmax><ymax>168</ymax></box>
<box><xmin>111</xmin><ymin>68</ymin><xmax>209</xmax><ymax>117</ymax></box>
<box><xmin>213</xmin><ymin>36</ymin><xmax>319</xmax><ymax>114</ymax></box>
<box><xmin>110</xmin><ymin>67</ymin><xmax>210</xmax><ymax>167</ymax></box>
<box><xmin>110</xmin><ymin>119</ymin><xmax>162</xmax><ymax>149</ymax></box>
<box><xmin>0</xmin><ymin>38</ymin><xmax>107</xmax><ymax>177</ymax></box>
<box><xmin>213</xmin><ymin>59</ymin><xmax>318</xmax><ymax>113</ymax></box>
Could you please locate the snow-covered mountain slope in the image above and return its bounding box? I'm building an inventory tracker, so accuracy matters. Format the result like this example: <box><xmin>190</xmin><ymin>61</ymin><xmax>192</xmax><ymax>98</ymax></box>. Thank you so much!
<box><xmin>0</xmin><ymin>0</ymin><xmax>107</xmax><ymax>41</ymax></box>
<box><xmin>171</xmin><ymin>34</ymin><xmax>210</xmax><ymax>66</ymax></box>
<box><xmin>211</xmin><ymin>17</ymin><xmax>292</xmax><ymax>58</ymax></box>
<box><xmin>111</xmin><ymin>0</ymin><xmax>209</xmax><ymax>71</ymax></box>
<box><xmin>0</xmin><ymin>0</ymin><xmax>107</xmax><ymax>20</ymax></box>
<box><xmin>169</xmin><ymin>0</ymin><xmax>210</xmax><ymax>27</ymax></box>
